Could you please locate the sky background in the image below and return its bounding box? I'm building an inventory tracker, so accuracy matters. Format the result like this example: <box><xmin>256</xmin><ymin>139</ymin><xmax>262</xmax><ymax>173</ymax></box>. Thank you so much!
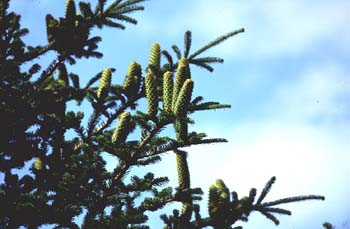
<box><xmin>8</xmin><ymin>0</ymin><xmax>350</xmax><ymax>228</ymax></box>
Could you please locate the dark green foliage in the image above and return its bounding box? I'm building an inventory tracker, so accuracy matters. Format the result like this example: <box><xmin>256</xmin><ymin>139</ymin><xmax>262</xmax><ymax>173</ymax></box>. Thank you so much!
<box><xmin>323</xmin><ymin>222</ymin><xmax>335</xmax><ymax>229</ymax></box>
<box><xmin>0</xmin><ymin>1</ymin><xmax>326</xmax><ymax>228</ymax></box>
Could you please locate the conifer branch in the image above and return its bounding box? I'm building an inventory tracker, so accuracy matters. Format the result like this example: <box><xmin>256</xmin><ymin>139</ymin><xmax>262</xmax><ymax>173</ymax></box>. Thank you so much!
<box><xmin>189</xmin><ymin>61</ymin><xmax>214</xmax><ymax>72</ymax></box>
<box><xmin>259</xmin><ymin>211</ymin><xmax>280</xmax><ymax>225</ymax></box>
<box><xmin>190</xmin><ymin>57</ymin><xmax>224</xmax><ymax>64</ymax></box>
<box><xmin>36</xmin><ymin>54</ymin><xmax>66</xmax><ymax>85</ymax></box>
<box><xmin>84</xmin><ymin>71</ymin><xmax>103</xmax><ymax>89</ymax></box>
<box><xmin>79</xmin><ymin>2</ymin><xmax>94</xmax><ymax>19</ymax></box>
<box><xmin>191</xmin><ymin>96</ymin><xmax>204</xmax><ymax>105</ymax></box>
<box><xmin>256</xmin><ymin>176</ymin><xmax>276</xmax><ymax>205</ymax></box>
<box><xmin>172</xmin><ymin>45</ymin><xmax>182</xmax><ymax>60</ymax></box>
<box><xmin>323</xmin><ymin>222</ymin><xmax>335</xmax><ymax>229</ymax></box>
<box><xmin>184</xmin><ymin>31</ymin><xmax>192</xmax><ymax>58</ymax></box>
<box><xmin>262</xmin><ymin>195</ymin><xmax>325</xmax><ymax>207</ymax></box>
<box><xmin>161</xmin><ymin>50</ymin><xmax>174</xmax><ymax>70</ymax></box>
<box><xmin>189</xmin><ymin>101</ymin><xmax>231</xmax><ymax>112</ymax></box>
<box><xmin>100</xmin><ymin>0</ymin><xmax>145</xmax><ymax>29</ymax></box>
<box><xmin>255</xmin><ymin>206</ymin><xmax>291</xmax><ymax>216</ymax></box>
<box><xmin>188</xmin><ymin>28</ymin><xmax>244</xmax><ymax>60</ymax></box>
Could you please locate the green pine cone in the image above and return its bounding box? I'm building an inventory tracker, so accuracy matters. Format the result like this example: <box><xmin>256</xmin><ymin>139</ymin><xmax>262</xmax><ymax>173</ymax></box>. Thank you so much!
<box><xmin>149</xmin><ymin>43</ymin><xmax>161</xmax><ymax>69</ymax></box>
<box><xmin>65</xmin><ymin>0</ymin><xmax>76</xmax><ymax>26</ymax></box>
<box><xmin>172</xmin><ymin>58</ymin><xmax>191</xmax><ymax>110</ymax></box>
<box><xmin>123</xmin><ymin>61</ymin><xmax>141</xmax><ymax>96</ymax></box>
<box><xmin>58</xmin><ymin>64</ymin><xmax>69</xmax><ymax>87</ymax></box>
<box><xmin>34</xmin><ymin>157</ymin><xmax>43</xmax><ymax>170</ymax></box>
<box><xmin>162</xmin><ymin>71</ymin><xmax>173</xmax><ymax>113</ymax></box>
<box><xmin>175</xmin><ymin>118</ymin><xmax>188</xmax><ymax>141</ymax></box>
<box><xmin>97</xmin><ymin>68</ymin><xmax>112</xmax><ymax>99</ymax></box>
<box><xmin>145</xmin><ymin>69</ymin><xmax>158</xmax><ymax>118</ymax></box>
<box><xmin>45</xmin><ymin>14</ymin><xmax>59</xmax><ymax>43</ymax></box>
<box><xmin>175</xmin><ymin>151</ymin><xmax>190</xmax><ymax>189</ymax></box>
<box><xmin>174</xmin><ymin>79</ymin><xmax>194</xmax><ymax>117</ymax></box>
<box><xmin>126</xmin><ymin>61</ymin><xmax>142</xmax><ymax>78</ymax></box>
<box><xmin>208</xmin><ymin>184</ymin><xmax>219</xmax><ymax>218</ymax></box>
<box><xmin>112</xmin><ymin>112</ymin><xmax>131</xmax><ymax>144</ymax></box>
<box><xmin>215</xmin><ymin>179</ymin><xmax>230</xmax><ymax>203</ymax></box>
<box><xmin>215</xmin><ymin>180</ymin><xmax>230</xmax><ymax>218</ymax></box>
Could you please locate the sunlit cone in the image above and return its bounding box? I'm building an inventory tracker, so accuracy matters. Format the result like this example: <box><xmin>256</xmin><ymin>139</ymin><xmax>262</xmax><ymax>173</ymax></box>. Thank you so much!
<box><xmin>112</xmin><ymin>112</ymin><xmax>131</xmax><ymax>144</ymax></box>
<box><xmin>123</xmin><ymin>61</ymin><xmax>141</xmax><ymax>96</ymax></box>
<box><xmin>45</xmin><ymin>14</ymin><xmax>59</xmax><ymax>43</ymax></box>
<box><xmin>97</xmin><ymin>68</ymin><xmax>112</xmax><ymax>98</ymax></box>
<box><xmin>174</xmin><ymin>79</ymin><xmax>193</xmax><ymax>117</ymax></box>
<box><xmin>65</xmin><ymin>0</ymin><xmax>76</xmax><ymax>26</ymax></box>
<box><xmin>215</xmin><ymin>179</ymin><xmax>230</xmax><ymax>218</ymax></box>
<box><xmin>145</xmin><ymin>69</ymin><xmax>158</xmax><ymax>118</ymax></box>
<box><xmin>215</xmin><ymin>179</ymin><xmax>230</xmax><ymax>203</ymax></box>
<box><xmin>175</xmin><ymin>151</ymin><xmax>190</xmax><ymax>189</ymax></box>
<box><xmin>208</xmin><ymin>184</ymin><xmax>219</xmax><ymax>218</ymax></box>
<box><xmin>162</xmin><ymin>71</ymin><xmax>173</xmax><ymax>113</ymax></box>
<box><xmin>34</xmin><ymin>157</ymin><xmax>43</xmax><ymax>170</ymax></box>
<box><xmin>148</xmin><ymin>43</ymin><xmax>161</xmax><ymax>69</ymax></box>
<box><xmin>172</xmin><ymin>58</ymin><xmax>191</xmax><ymax>110</ymax></box>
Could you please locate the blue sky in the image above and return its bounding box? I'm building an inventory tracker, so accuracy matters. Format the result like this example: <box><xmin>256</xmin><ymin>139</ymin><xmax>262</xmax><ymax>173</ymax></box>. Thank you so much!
<box><xmin>8</xmin><ymin>0</ymin><xmax>350</xmax><ymax>228</ymax></box>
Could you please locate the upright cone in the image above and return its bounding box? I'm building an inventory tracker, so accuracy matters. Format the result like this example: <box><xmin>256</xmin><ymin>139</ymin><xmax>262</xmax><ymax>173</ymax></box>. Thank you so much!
<box><xmin>97</xmin><ymin>68</ymin><xmax>112</xmax><ymax>99</ymax></box>
<box><xmin>172</xmin><ymin>58</ymin><xmax>191</xmax><ymax>111</ymax></box>
<box><xmin>123</xmin><ymin>61</ymin><xmax>141</xmax><ymax>97</ymax></box>
<box><xmin>148</xmin><ymin>43</ymin><xmax>161</xmax><ymax>70</ymax></box>
<box><xmin>174</xmin><ymin>79</ymin><xmax>193</xmax><ymax>117</ymax></box>
<box><xmin>34</xmin><ymin>158</ymin><xmax>43</xmax><ymax>170</ymax></box>
<box><xmin>145</xmin><ymin>69</ymin><xmax>158</xmax><ymax>118</ymax></box>
<box><xmin>162</xmin><ymin>71</ymin><xmax>173</xmax><ymax>113</ymax></box>
<box><xmin>112</xmin><ymin>112</ymin><xmax>131</xmax><ymax>144</ymax></box>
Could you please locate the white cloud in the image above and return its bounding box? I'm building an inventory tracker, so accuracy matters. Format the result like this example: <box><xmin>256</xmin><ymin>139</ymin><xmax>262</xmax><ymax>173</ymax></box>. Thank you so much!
<box><xmin>143</xmin><ymin>0</ymin><xmax>350</xmax><ymax>58</ymax></box>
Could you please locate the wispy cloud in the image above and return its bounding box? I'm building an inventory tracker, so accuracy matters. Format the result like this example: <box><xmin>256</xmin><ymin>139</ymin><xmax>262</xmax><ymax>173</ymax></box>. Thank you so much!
<box><xmin>140</xmin><ymin>0</ymin><xmax>349</xmax><ymax>58</ymax></box>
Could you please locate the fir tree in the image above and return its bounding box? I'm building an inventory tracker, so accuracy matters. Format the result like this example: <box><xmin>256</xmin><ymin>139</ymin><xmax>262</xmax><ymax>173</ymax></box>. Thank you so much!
<box><xmin>0</xmin><ymin>0</ymin><xmax>327</xmax><ymax>228</ymax></box>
